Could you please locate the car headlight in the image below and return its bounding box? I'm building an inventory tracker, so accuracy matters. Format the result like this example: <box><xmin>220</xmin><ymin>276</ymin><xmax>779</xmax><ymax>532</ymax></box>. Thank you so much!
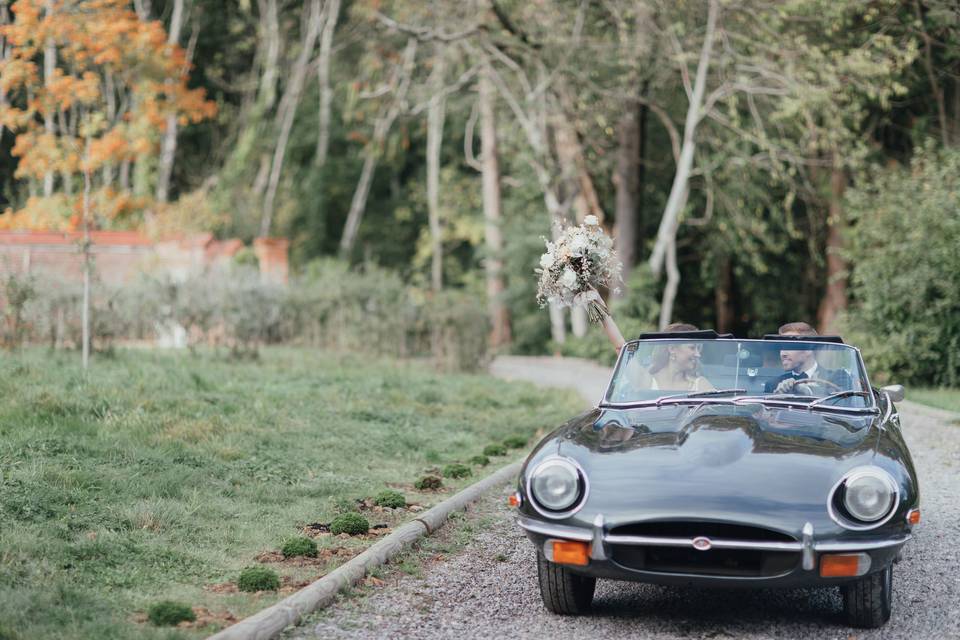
<box><xmin>841</xmin><ymin>468</ymin><xmax>897</xmax><ymax>523</ymax></box>
<box><xmin>529</xmin><ymin>458</ymin><xmax>585</xmax><ymax>515</ymax></box>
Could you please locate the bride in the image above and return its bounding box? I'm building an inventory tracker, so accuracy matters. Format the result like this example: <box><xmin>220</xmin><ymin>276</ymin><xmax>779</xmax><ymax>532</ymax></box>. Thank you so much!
<box><xmin>613</xmin><ymin>322</ymin><xmax>715</xmax><ymax>392</ymax></box>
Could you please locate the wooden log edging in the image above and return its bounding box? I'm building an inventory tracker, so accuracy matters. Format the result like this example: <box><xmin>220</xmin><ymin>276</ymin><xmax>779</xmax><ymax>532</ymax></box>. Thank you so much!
<box><xmin>206</xmin><ymin>460</ymin><xmax>523</xmax><ymax>640</ymax></box>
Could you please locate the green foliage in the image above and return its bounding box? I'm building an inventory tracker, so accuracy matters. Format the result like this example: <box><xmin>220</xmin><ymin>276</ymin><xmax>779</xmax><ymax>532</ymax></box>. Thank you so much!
<box><xmin>280</xmin><ymin>536</ymin><xmax>318</xmax><ymax>558</ymax></box>
<box><xmin>414</xmin><ymin>475</ymin><xmax>443</xmax><ymax>490</ymax></box>
<box><xmin>147</xmin><ymin>600</ymin><xmax>196</xmax><ymax>627</ymax></box>
<box><xmin>237</xmin><ymin>566</ymin><xmax>280</xmax><ymax>592</ymax></box>
<box><xmin>373</xmin><ymin>490</ymin><xmax>406</xmax><ymax>509</ymax></box>
<box><xmin>502</xmin><ymin>436</ymin><xmax>527</xmax><ymax>449</ymax></box>
<box><xmin>483</xmin><ymin>444</ymin><xmax>507</xmax><ymax>457</ymax></box>
<box><xmin>329</xmin><ymin>512</ymin><xmax>369</xmax><ymax>535</ymax></box>
<box><xmin>844</xmin><ymin>145</ymin><xmax>960</xmax><ymax>386</ymax></box>
<box><xmin>468</xmin><ymin>455</ymin><xmax>489</xmax><ymax>467</ymax></box>
<box><xmin>441</xmin><ymin>463</ymin><xmax>471</xmax><ymax>479</ymax></box>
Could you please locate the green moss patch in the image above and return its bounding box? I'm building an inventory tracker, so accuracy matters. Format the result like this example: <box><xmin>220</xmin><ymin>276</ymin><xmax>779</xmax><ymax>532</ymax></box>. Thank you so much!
<box><xmin>442</xmin><ymin>463</ymin><xmax>471</xmax><ymax>479</ymax></box>
<box><xmin>280</xmin><ymin>536</ymin><xmax>318</xmax><ymax>558</ymax></box>
<box><xmin>483</xmin><ymin>444</ymin><xmax>507</xmax><ymax>457</ymax></box>
<box><xmin>414</xmin><ymin>475</ymin><xmax>443</xmax><ymax>490</ymax></box>
<box><xmin>237</xmin><ymin>566</ymin><xmax>280</xmax><ymax>592</ymax></box>
<box><xmin>469</xmin><ymin>455</ymin><xmax>489</xmax><ymax>467</ymax></box>
<box><xmin>147</xmin><ymin>600</ymin><xmax>196</xmax><ymax>627</ymax></box>
<box><xmin>330</xmin><ymin>512</ymin><xmax>369</xmax><ymax>535</ymax></box>
<box><xmin>373</xmin><ymin>489</ymin><xmax>406</xmax><ymax>509</ymax></box>
<box><xmin>503</xmin><ymin>436</ymin><xmax>528</xmax><ymax>449</ymax></box>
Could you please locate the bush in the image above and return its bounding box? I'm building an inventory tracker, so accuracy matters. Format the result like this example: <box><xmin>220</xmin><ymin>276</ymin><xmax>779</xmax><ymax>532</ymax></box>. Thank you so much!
<box><xmin>147</xmin><ymin>600</ymin><xmax>196</xmax><ymax>626</ymax></box>
<box><xmin>414</xmin><ymin>475</ymin><xmax>443</xmax><ymax>490</ymax></box>
<box><xmin>281</xmin><ymin>536</ymin><xmax>318</xmax><ymax>558</ymax></box>
<box><xmin>237</xmin><ymin>566</ymin><xmax>280</xmax><ymax>592</ymax></box>
<box><xmin>483</xmin><ymin>444</ymin><xmax>507</xmax><ymax>457</ymax></box>
<box><xmin>442</xmin><ymin>463</ymin><xmax>472</xmax><ymax>479</ymax></box>
<box><xmin>502</xmin><ymin>436</ymin><xmax>527</xmax><ymax>449</ymax></box>
<box><xmin>844</xmin><ymin>144</ymin><xmax>960</xmax><ymax>386</ymax></box>
<box><xmin>373</xmin><ymin>490</ymin><xmax>406</xmax><ymax>509</ymax></box>
<box><xmin>469</xmin><ymin>455</ymin><xmax>489</xmax><ymax>467</ymax></box>
<box><xmin>329</xmin><ymin>512</ymin><xmax>369</xmax><ymax>535</ymax></box>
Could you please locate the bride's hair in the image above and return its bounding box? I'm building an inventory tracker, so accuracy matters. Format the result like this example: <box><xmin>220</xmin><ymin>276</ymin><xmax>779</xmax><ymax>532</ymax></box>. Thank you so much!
<box><xmin>649</xmin><ymin>323</ymin><xmax>699</xmax><ymax>374</ymax></box>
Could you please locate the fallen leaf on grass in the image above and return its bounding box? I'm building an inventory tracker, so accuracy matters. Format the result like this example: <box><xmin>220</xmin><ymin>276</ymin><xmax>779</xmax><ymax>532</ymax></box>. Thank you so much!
<box><xmin>364</xmin><ymin>576</ymin><xmax>385</xmax><ymax>587</ymax></box>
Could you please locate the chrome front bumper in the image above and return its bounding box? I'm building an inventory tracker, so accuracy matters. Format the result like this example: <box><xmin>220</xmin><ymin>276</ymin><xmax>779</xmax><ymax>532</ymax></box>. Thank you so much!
<box><xmin>517</xmin><ymin>514</ymin><xmax>910</xmax><ymax>575</ymax></box>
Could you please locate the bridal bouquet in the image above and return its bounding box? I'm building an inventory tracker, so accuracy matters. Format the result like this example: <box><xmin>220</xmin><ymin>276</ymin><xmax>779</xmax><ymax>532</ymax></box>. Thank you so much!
<box><xmin>535</xmin><ymin>215</ymin><xmax>622</xmax><ymax>323</ymax></box>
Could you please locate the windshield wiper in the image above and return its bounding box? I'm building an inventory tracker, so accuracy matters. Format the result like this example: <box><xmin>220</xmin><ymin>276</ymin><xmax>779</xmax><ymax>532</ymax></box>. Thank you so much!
<box><xmin>656</xmin><ymin>388</ymin><xmax>747</xmax><ymax>406</ymax></box>
<box><xmin>807</xmin><ymin>390</ymin><xmax>870</xmax><ymax>409</ymax></box>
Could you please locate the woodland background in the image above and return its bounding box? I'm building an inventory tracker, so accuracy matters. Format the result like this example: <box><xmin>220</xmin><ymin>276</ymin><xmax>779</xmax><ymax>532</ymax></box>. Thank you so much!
<box><xmin>1</xmin><ymin>0</ymin><xmax>959</xmax><ymax>386</ymax></box>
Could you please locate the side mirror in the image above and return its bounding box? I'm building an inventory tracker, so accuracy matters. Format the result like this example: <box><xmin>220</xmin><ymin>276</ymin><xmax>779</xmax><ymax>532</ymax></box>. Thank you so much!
<box><xmin>881</xmin><ymin>384</ymin><xmax>905</xmax><ymax>403</ymax></box>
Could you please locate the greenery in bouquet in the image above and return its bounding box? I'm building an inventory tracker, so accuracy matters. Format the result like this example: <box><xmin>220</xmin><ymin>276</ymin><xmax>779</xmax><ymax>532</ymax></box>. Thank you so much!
<box><xmin>535</xmin><ymin>216</ymin><xmax>622</xmax><ymax>322</ymax></box>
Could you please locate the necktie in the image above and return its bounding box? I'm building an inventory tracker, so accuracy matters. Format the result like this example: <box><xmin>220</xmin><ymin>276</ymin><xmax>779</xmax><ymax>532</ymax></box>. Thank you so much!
<box><xmin>794</xmin><ymin>372</ymin><xmax>808</xmax><ymax>380</ymax></box>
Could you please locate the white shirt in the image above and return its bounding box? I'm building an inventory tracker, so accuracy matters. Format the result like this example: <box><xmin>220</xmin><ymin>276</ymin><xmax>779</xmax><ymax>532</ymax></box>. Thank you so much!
<box><xmin>801</xmin><ymin>362</ymin><xmax>819</xmax><ymax>379</ymax></box>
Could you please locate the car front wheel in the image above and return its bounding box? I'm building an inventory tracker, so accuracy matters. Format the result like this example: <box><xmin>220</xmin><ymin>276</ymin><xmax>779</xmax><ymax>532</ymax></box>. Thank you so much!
<box><xmin>842</xmin><ymin>564</ymin><xmax>893</xmax><ymax>628</ymax></box>
<box><xmin>537</xmin><ymin>551</ymin><xmax>596</xmax><ymax>615</ymax></box>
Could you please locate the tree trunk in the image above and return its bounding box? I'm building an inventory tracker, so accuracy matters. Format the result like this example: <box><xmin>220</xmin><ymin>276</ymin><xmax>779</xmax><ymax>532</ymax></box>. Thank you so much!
<box><xmin>339</xmin><ymin>38</ymin><xmax>417</xmax><ymax>256</ymax></box>
<box><xmin>817</xmin><ymin>160</ymin><xmax>847</xmax><ymax>334</ymax></box>
<box><xmin>43</xmin><ymin>0</ymin><xmax>56</xmax><ymax>197</ymax></box>
<box><xmin>478</xmin><ymin>65</ymin><xmax>510</xmax><ymax>348</ymax></box>
<box><xmin>427</xmin><ymin>45</ymin><xmax>447</xmax><ymax>292</ymax></box>
<box><xmin>314</xmin><ymin>0</ymin><xmax>341</xmax><ymax>168</ymax></box>
<box><xmin>648</xmin><ymin>0</ymin><xmax>718</xmax><ymax>329</ymax></box>
<box><xmin>613</xmin><ymin>106</ymin><xmax>640</xmax><ymax>297</ymax></box>
<box><xmin>81</xmin><ymin>140</ymin><xmax>92</xmax><ymax>370</ymax></box>
<box><xmin>715</xmin><ymin>251</ymin><xmax>734</xmax><ymax>333</ymax></box>
<box><xmin>256</xmin><ymin>0</ymin><xmax>281</xmax><ymax>113</ymax></box>
<box><xmin>260</xmin><ymin>0</ymin><xmax>323</xmax><ymax>237</ymax></box>
<box><xmin>156</xmin><ymin>0</ymin><xmax>188</xmax><ymax>203</ymax></box>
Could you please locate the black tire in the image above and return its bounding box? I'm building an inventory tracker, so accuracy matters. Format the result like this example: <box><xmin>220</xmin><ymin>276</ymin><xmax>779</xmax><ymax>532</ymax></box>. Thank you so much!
<box><xmin>536</xmin><ymin>550</ymin><xmax>596</xmax><ymax>615</ymax></box>
<box><xmin>842</xmin><ymin>564</ymin><xmax>893</xmax><ymax>628</ymax></box>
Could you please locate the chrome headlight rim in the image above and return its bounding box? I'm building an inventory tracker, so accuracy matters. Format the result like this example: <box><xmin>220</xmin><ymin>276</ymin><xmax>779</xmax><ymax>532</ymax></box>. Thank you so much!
<box><xmin>526</xmin><ymin>456</ymin><xmax>588</xmax><ymax>520</ymax></box>
<box><xmin>828</xmin><ymin>466</ymin><xmax>899</xmax><ymax>531</ymax></box>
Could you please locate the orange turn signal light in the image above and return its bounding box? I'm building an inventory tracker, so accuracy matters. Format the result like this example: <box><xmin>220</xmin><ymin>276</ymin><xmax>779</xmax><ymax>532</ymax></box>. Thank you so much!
<box><xmin>907</xmin><ymin>508</ymin><xmax>921</xmax><ymax>525</ymax></box>
<box><xmin>552</xmin><ymin>540</ymin><xmax>590</xmax><ymax>566</ymax></box>
<box><xmin>820</xmin><ymin>553</ymin><xmax>870</xmax><ymax>578</ymax></box>
<box><xmin>508</xmin><ymin>493</ymin><xmax>521</xmax><ymax>508</ymax></box>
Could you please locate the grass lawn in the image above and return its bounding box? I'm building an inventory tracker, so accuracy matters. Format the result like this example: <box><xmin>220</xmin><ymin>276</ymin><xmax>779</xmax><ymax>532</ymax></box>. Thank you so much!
<box><xmin>908</xmin><ymin>387</ymin><xmax>960</xmax><ymax>414</ymax></box>
<box><xmin>0</xmin><ymin>348</ymin><xmax>583</xmax><ymax>639</ymax></box>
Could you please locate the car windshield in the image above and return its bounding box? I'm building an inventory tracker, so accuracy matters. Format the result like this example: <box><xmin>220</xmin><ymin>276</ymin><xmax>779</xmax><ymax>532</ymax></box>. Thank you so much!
<box><xmin>604</xmin><ymin>339</ymin><xmax>871</xmax><ymax>410</ymax></box>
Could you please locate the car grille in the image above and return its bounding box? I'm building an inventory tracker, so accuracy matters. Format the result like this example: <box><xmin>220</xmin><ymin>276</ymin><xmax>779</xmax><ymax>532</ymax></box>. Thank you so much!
<box><xmin>608</xmin><ymin>521</ymin><xmax>800</xmax><ymax>577</ymax></box>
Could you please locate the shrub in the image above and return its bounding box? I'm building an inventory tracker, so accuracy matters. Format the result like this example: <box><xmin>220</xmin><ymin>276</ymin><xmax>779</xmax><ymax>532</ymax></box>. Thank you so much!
<box><xmin>329</xmin><ymin>512</ymin><xmax>369</xmax><ymax>535</ymax></box>
<box><xmin>442</xmin><ymin>463</ymin><xmax>472</xmax><ymax>479</ymax></box>
<box><xmin>280</xmin><ymin>536</ymin><xmax>318</xmax><ymax>558</ymax></box>
<box><xmin>237</xmin><ymin>566</ymin><xmax>280</xmax><ymax>592</ymax></box>
<box><xmin>844</xmin><ymin>144</ymin><xmax>960</xmax><ymax>386</ymax></box>
<box><xmin>414</xmin><ymin>475</ymin><xmax>443</xmax><ymax>490</ymax></box>
<box><xmin>502</xmin><ymin>436</ymin><xmax>527</xmax><ymax>449</ymax></box>
<box><xmin>373</xmin><ymin>490</ymin><xmax>406</xmax><ymax>509</ymax></box>
<box><xmin>147</xmin><ymin>601</ymin><xmax>196</xmax><ymax>627</ymax></box>
<box><xmin>469</xmin><ymin>455</ymin><xmax>489</xmax><ymax>467</ymax></box>
<box><xmin>483</xmin><ymin>444</ymin><xmax>507</xmax><ymax>457</ymax></box>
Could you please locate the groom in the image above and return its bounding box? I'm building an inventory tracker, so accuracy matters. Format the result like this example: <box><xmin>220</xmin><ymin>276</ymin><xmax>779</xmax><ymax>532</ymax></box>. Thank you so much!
<box><xmin>764</xmin><ymin>322</ymin><xmax>852</xmax><ymax>394</ymax></box>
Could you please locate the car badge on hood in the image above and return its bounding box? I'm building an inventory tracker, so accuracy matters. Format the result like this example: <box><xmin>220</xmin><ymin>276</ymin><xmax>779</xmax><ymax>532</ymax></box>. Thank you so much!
<box><xmin>692</xmin><ymin>536</ymin><xmax>712</xmax><ymax>551</ymax></box>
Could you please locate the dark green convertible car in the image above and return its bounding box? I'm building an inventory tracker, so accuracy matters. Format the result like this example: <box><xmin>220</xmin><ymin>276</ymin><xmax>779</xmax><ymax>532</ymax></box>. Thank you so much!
<box><xmin>513</xmin><ymin>331</ymin><xmax>919</xmax><ymax>628</ymax></box>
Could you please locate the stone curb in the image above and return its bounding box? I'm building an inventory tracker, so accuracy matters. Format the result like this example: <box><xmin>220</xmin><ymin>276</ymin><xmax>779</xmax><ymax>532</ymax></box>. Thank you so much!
<box><xmin>206</xmin><ymin>460</ymin><xmax>523</xmax><ymax>640</ymax></box>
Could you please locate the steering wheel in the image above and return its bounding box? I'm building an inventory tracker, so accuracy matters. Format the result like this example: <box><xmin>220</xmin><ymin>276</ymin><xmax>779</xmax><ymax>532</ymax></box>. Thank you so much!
<box><xmin>794</xmin><ymin>378</ymin><xmax>843</xmax><ymax>395</ymax></box>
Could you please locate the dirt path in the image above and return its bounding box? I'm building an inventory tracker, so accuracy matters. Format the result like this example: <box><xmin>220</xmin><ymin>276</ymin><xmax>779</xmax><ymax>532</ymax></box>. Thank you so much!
<box><xmin>286</xmin><ymin>357</ymin><xmax>959</xmax><ymax>640</ymax></box>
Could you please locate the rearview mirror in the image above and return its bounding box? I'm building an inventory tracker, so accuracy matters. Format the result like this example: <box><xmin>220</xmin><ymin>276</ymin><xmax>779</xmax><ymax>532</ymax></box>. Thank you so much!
<box><xmin>881</xmin><ymin>384</ymin><xmax>905</xmax><ymax>403</ymax></box>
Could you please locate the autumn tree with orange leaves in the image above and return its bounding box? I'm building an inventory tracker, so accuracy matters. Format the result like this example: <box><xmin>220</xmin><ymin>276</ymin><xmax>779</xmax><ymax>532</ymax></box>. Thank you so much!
<box><xmin>0</xmin><ymin>0</ymin><xmax>215</xmax><ymax>367</ymax></box>
<box><xmin>0</xmin><ymin>0</ymin><xmax>215</xmax><ymax>232</ymax></box>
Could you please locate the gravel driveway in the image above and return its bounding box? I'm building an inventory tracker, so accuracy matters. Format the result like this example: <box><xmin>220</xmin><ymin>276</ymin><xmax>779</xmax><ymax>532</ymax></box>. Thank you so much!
<box><xmin>288</xmin><ymin>357</ymin><xmax>959</xmax><ymax>640</ymax></box>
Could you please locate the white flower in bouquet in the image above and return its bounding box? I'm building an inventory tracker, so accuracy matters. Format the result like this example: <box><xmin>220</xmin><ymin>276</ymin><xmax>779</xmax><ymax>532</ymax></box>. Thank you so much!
<box><xmin>535</xmin><ymin>217</ymin><xmax>622</xmax><ymax>323</ymax></box>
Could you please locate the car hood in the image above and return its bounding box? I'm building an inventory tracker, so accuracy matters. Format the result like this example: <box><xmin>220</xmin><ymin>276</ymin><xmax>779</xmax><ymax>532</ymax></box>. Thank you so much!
<box><xmin>551</xmin><ymin>403</ymin><xmax>879</xmax><ymax>535</ymax></box>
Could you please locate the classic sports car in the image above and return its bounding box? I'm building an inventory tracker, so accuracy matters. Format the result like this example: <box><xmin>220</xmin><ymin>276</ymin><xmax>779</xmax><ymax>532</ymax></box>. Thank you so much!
<box><xmin>513</xmin><ymin>331</ymin><xmax>919</xmax><ymax>628</ymax></box>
